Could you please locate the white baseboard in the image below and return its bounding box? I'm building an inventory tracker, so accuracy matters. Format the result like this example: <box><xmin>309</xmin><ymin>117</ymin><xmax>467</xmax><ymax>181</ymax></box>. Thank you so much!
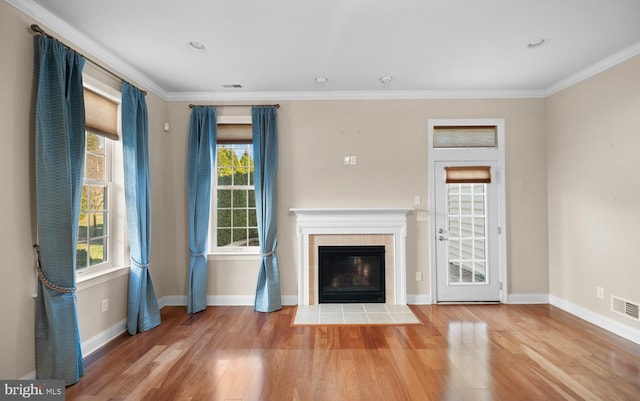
<box><xmin>158</xmin><ymin>295</ymin><xmax>186</xmax><ymax>308</ymax></box>
<box><xmin>207</xmin><ymin>295</ymin><xmax>254</xmax><ymax>306</ymax></box>
<box><xmin>158</xmin><ymin>294</ymin><xmax>298</xmax><ymax>308</ymax></box>
<box><xmin>407</xmin><ymin>293</ymin><xmax>432</xmax><ymax>305</ymax></box>
<box><xmin>550</xmin><ymin>295</ymin><xmax>640</xmax><ymax>345</ymax></box>
<box><xmin>161</xmin><ymin>294</ymin><xmax>432</xmax><ymax>307</ymax></box>
<box><xmin>21</xmin><ymin>371</ymin><xmax>36</xmax><ymax>380</ymax></box>
<box><xmin>507</xmin><ymin>293</ymin><xmax>550</xmax><ymax>304</ymax></box>
<box><xmin>21</xmin><ymin>319</ymin><xmax>128</xmax><ymax>380</ymax></box>
<box><xmin>406</xmin><ymin>293</ymin><xmax>549</xmax><ymax>305</ymax></box>
<box><xmin>81</xmin><ymin>319</ymin><xmax>127</xmax><ymax>357</ymax></box>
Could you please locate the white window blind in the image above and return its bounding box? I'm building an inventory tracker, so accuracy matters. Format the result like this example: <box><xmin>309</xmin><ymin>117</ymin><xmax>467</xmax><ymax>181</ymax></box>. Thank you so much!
<box><xmin>433</xmin><ymin>126</ymin><xmax>497</xmax><ymax>148</ymax></box>
<box><xmin>445</xmin><ymin>166</ymin><xmax>491</xmax><ymax>184</ymax></box>
<box><xmin>84</xmin><ymin>87</ymin><xmax>119</xmax><ymax>141</ymax></box>
<box><xmin>217</xmin><ymin>124</ymin><xmax>252</xmax><ymax>144</ymax></box>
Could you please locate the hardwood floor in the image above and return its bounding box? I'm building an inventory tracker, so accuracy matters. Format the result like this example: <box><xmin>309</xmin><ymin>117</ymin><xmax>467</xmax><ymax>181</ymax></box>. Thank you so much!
<box><xmin>67</xmin><ymin>304</ymin><xmax>640</xmax><ymax>401</ymax></box>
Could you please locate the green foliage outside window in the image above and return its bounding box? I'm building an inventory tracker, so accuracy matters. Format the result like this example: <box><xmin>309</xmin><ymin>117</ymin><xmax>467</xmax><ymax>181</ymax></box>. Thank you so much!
<box><xmin>216</xmin><ymin>145</ymin><xmax>259</xmax><ymax>247</ymax></box>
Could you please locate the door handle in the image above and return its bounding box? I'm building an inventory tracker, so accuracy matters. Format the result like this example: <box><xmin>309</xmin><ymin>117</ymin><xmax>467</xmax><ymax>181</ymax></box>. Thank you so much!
<box><xmin>438</xmin><ymin>235</ymin><xmax>448</xmax><ymax>241</ymax></box>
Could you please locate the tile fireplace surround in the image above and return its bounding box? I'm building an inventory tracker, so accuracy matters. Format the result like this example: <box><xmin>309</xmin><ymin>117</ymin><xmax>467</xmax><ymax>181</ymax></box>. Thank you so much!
<box><xmin>290</xmin><ymin>208</ymin><xmax>412</xmax><ymax>306</ymax></box>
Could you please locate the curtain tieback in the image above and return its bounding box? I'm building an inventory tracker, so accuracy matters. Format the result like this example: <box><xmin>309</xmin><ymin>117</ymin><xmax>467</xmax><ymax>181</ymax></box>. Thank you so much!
<box><xmin>189</xmin><ymin>250</ymin><xmax>206</xmax><ymax>258</ymax></box>
<box><xmin>261</xmin><ymin>247</ymin><xmax>277</xmax><ymax>257</ymax></box>
<box><xmin>33</xmin><ymin>244</ymin><xmax>76</xmax><ymax>294</ymax></box>
<box><xmin>131</xmin><ymin>258</ymin><xmax>149</xmax><ymax>269</ymax></box>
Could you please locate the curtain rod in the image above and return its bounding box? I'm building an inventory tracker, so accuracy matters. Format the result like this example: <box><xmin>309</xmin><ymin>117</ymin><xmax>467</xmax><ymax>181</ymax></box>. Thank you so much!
<box><xmin>30</xmin><ymin>24</ymin><xmax>147</xmax><ymax>96</ymax></box>
<box><xmin>189</xmin><ymin>104</ymin><xmax>280</xmax><ymax>109</ymax></box>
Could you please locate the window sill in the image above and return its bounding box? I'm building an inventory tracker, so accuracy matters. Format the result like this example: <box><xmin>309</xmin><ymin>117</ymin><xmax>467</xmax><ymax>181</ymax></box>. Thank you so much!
<box><xmin>76</xmin><ymin>265</ymin><xmax>129</xmax><ymax>292</ymax></box>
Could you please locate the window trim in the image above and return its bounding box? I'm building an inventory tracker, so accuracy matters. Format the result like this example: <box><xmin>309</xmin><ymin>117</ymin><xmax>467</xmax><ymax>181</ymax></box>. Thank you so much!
<box><xmin>427</xmin><ymin>118</ymin><xmax>507</xmax><ymax>303</ymax></box>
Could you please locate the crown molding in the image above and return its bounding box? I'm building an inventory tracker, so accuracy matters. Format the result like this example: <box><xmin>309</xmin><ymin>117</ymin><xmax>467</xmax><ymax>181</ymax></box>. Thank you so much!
<box><xmin>544</xmin><ymin>40</ymin><xmax>640</xmax><ymax>97</ymax></box>
<box><xmin>5</xmin><ymin>0</ymin><xmax>169</xmax><ymax>99</ymax></box>
<box><xmin>166</xmin><ymin>88</ymin><xmax>546</xmax><ymax>102</ymax></box>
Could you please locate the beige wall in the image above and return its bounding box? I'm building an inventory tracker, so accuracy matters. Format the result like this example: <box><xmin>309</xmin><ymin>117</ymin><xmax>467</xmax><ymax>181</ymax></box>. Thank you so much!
<box><xmin>1</xmin><ymin>1</ymin><xmax>39</xmax><ymax>380</ymax></box>
<box><xmin>278</xmin><ymin>99</ymin><xmax>549</xmax><ymax>298</ymax></box>
<box><xmin>162</xmin><ymin>97</ymin><xmax>549</xmax><ymax>302</ymax></box>
<box><xmin>546</xmin><ymin>54</ymin><xmax>640</xmax><ymax>330</ymax></box>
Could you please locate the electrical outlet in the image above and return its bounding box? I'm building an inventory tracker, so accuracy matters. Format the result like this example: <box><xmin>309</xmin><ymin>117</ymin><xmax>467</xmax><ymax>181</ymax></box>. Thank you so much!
<box><xmin>596</xmin><ymin>287</ymin><xmax>605</xmax><ymax>299</ymax></box>
<box><xmin>101</xmin><ymin>298</ymin><xmax>109</xmax><ymax>312</ymax></box>
<box><xmin>350</xmin><ymin>155</ymin><xmax>357</xmax><ymax>165</ymax></box>
<box><xmin>414</xmin><ymin>195</ymin><xmax>421</xmax><ymax>205</ymax></box>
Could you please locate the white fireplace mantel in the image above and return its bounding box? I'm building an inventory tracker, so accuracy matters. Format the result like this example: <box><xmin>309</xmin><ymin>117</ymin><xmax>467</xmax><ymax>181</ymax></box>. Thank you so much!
<box><xmin>290</xmin><ymin>208</ymin><xmax>412</xmax><ymax>305</ymax></box>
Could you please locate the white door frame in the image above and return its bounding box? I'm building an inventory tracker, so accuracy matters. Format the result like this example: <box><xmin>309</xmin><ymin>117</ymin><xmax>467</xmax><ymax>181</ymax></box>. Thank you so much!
<box><xmin>427</xmin><ymin>119</ymin><xmax>508</xmax><ymax>303</ymax></box>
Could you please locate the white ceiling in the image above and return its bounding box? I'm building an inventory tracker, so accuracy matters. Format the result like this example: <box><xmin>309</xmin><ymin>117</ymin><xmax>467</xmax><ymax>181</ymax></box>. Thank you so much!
<box><xmin>10</xmin><ymin>0</ymin><xmax>640</xmax><ymax>100</ymax></box>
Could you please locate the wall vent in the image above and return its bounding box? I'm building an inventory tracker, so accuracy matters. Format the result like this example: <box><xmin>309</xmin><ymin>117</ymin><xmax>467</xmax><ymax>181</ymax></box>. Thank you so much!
<box><xmin>611</xmin><ymin>296</ymin><xmax>640</xmax><ymax>320</ymax></box>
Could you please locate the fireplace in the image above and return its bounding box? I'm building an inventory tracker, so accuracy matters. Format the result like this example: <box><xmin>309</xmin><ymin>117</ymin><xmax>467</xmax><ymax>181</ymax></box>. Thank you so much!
<box><xmin>319</xmin><ymin>245</ymin><xmax>385</xmax><ymax>303</ymax></box>
<box><xmin>290</xmin><ymin>208</ymin><xmax>411</xmax><ymax>305</ymax></box>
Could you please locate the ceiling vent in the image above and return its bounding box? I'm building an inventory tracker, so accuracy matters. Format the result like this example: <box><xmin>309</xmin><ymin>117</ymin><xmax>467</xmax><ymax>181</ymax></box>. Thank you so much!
<box><xmin>611</xmin><ymin>296</ymin><xmax>640</xmax><ymax>320</ymax></box>
<box><xmin>222</xmin><ymin>84</ymin><xmax>243</xmax><ymax>89</ymax></box>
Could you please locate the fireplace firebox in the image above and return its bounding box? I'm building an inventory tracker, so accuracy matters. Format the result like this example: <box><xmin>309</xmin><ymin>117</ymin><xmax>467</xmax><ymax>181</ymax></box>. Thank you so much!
<box><xmin>318</xmin><ymin>245</ymin><xmax>385</xmax><ymax>303</ymax></box>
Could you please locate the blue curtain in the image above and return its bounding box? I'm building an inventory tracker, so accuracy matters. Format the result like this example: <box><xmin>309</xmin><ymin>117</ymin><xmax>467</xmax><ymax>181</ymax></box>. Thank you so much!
<box><xmin>121</xmin><ymin>82</ymin><xmax>161</xmax><ymax>334</ymax></box>
<box><xmin>187</xmin><ymin>107</ymin><xmax>217</xmax><ymax>313</ymax></box>
<box><xmin>252</xmin><ymin>106</ymin><xmax>282</xmax><ymax>312</ymax></box>
<box><xmin>33</xmin><ymin>35</ymin><xmax>85</xmax><ymax>384</ymax></box>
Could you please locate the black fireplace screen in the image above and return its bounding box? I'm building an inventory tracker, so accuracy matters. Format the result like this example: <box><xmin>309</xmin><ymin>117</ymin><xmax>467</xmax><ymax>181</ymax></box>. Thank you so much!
<box><xmin>318</xmin><ymin>245</ymin><xmax>385</xmax><ymax>303</ymax></box>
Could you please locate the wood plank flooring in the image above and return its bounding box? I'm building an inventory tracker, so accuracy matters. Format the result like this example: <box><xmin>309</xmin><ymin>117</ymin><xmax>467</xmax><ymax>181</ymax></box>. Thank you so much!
<box><xmin>67</xmin><ymin>305</ymin><xmax>640</xmax><ymax>401</ymax></box>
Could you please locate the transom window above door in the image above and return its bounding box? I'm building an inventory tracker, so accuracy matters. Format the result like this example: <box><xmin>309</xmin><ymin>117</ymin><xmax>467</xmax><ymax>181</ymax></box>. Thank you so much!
<box><xmin>433</xmin><ymin>125</ymin><xmax>497</xmax><ymax>148</ymax></box>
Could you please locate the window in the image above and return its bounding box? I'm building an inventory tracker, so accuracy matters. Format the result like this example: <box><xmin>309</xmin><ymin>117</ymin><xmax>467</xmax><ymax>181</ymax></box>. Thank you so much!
<box><xmin>433</xmin><ymin>125</ymin><xmax>497</xmax><ymax>148</ymax></box>
<box><xmin>446</xmin><ymin>183</ymin><xmax>488</xmax><ymax>284</ymax></box>
<box><xmin>76</xmin><ymin>77</ymin><xmax>122</xmax><ymax>271</ymax></box>
<box><xmin>213</xmin><ymin>143</ymin><xmax>259</xmax><ymax>251</ymax></box>
<box><xmin>77</xmin><ymin>131</ymin><xmax>112</xmax><ymax>268</ymax></box>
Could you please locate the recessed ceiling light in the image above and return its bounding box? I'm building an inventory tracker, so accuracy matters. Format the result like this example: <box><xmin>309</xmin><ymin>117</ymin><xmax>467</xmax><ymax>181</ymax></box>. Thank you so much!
<box><xmin>315</xmin><ymin>76</ymin><xmax>328</xmax><ymax>84</ymax></box>
<box><xmin>188</xmin><ymin>41</ymin><xmax>207</xmax><ymax>52</ymax></box>
<box><xmin>380</xmin><ymin>76</ymin><xmax>393</xmax><ymax>84</ymax></box>
<box><xmin>527</xmin><ymin>39</ymin><xmax>546</xmax><ymax>49</ymax></box>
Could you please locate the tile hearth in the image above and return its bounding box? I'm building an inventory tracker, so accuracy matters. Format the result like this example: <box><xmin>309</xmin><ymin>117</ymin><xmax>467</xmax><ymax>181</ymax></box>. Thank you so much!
<box><xmin>292</xmin><ymin>303</ymin><xmax>421</xmax><ymax>326</ymax></box>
